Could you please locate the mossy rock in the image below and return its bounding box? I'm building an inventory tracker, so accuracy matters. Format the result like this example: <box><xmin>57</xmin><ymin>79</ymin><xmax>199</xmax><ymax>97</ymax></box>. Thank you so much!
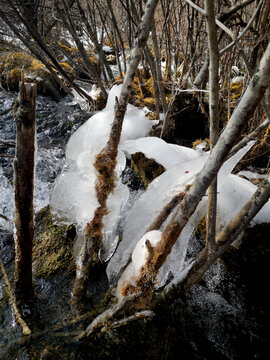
<box><xmin>114</xmin><ymin>71</ymin><xmax>159</xmax><ymax>112</ymax></box>
<box><xmin>0</xmin><ymin>51</ymin><xmax>63</xmax><ymax>99</ymax></box>
<box><xmin>33</xmin><ymin>206</ymin><xmax>76</xmax><ymax>279</ymax></box>
<box><xmin>131</xmin><ymin>152</ymin><xmax>165</xmax><ymax>188</ymax></box>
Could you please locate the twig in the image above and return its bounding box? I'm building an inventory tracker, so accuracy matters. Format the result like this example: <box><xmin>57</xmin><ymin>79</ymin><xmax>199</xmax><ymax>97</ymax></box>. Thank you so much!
<box><xmin>104</xmin><ymin>310</ymin><xmax>155</xmax><ymax>331</ymax></box>
<box><xmin>0</xmin><ymin>154</ymin><xmax>14</xmax><ymax>158</ymax></box>
<box><xmin>0</xmin><ymin>213</ymin><xmax>11</xmax><ymax>222</ymax></box>
<box><xmin>185</xmin><ymin>0</ymin><xmax>264</xmax><ymax>56</ymax></box>
<box><xmin>78</xmin><ymin>292</ymin><xmax>142</xmax><ymax>339</ymax></box>
<box><xmin>220</xmin><ymin>0</ymin><xmax>264</xmax><ymax>55</ymax></box>
<box><xmin>0</xmin><ymin>139</ymin><xmax>15</xmax><ymax>147</ymax></box>
<box><xmin>0</xmin><ymin>261</ymin><xmax>31</xmax><ymax>336</ymax></box>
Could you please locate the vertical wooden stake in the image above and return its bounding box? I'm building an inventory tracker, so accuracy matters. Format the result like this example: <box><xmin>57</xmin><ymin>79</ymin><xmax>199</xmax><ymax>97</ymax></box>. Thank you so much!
<box><xmin>13</xmin><ymin>81</ymin><xmax>36</xmax><ymax>306</ymax></box>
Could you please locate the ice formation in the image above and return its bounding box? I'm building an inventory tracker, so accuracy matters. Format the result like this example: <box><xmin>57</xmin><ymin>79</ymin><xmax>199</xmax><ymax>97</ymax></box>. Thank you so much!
<box><xmin>120</xmin><ymin>137</ymin><xmax>200</xmax><ymax>169</ymax></box>
<box><xmin>50</xmin><ymin>85</ymin><xmax>158</xmax><ymax>258</ymax></box>
<box><xmin>217</xmin><ymin>174</ymin><xmax>270</xmax><ymax>229</ymax></box>
<box><xmin>106</xmin><ymin>154</ymin><xmax>208</xmax><ymax>283</ymax></box>
<box><xmin>107</xmin><ymin>142</ymin><xmax>256</xmax><ymax>286</ymax></box>
<box><xmin>49</xmin><ymin>82</ymin><xmax>270</xmax><ymax>294</ymax></box>
<box><xmin>116</xmin><ymin>230</ymin><xmax>162</xmax><ymax>300</ymax></box>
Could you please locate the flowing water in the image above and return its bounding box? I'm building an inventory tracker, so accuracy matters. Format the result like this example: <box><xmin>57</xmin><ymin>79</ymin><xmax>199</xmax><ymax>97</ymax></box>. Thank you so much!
<box><xmin>0</xmin><ymin>89</ymin><xmax>269</xmax><ymax>359</ymax></box>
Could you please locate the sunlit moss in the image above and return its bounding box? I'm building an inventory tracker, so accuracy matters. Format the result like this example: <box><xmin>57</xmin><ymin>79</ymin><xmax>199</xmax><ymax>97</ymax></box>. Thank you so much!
<box><xmin>59</xmin><ymin>61</ymin><xmax>74</xmax><ymax>74</ymax></box>
<box><xmin>114</xmin><ymin>70</ymin><xmax>161</xmax><ymax>112</ymax></box>
<box><xmin>0</xmin><ymin>51</ymin><xmax>52</xmax><ymax>91</ymax></box>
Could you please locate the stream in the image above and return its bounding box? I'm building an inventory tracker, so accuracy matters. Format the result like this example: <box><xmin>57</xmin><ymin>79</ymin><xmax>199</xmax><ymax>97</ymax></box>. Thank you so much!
<box><xmin>0</xmin><ymin>89</ymin><xmax>269</xmax><ymax>359</ymax></box>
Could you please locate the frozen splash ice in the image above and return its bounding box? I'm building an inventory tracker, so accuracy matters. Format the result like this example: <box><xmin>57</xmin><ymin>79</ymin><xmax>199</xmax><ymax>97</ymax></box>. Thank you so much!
<box><xmin>50</xmin><ymin>85</ymin><xmax>158</xmax><ymax>258</ymax></box>
<box><xmin>116</xmin><ymin>230</ymin><xmax>162</xmax><ymax>300</ymax></box>
<box><xmin>120</xmin><ymin>137</ymin><xmax>201</xmax><ymax>169</ymax></box>
<box><xmin>107</xmin><ymin>142</ymin><xmax>257</xmax><ymax>286</ymax></box>
<box><xmin>106</xmin><ymin>153</ymin><xmax>209</xmax><ymax>283</ymax></box>
<box><xmin>217</xmin><ymin>173</ymin><xmax>270</xmax><ymax>230</ymax></box>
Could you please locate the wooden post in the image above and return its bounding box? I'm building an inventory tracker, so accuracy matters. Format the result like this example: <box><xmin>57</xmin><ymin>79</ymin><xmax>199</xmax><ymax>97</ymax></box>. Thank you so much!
<box><xmin>13</xmin><ymin>81</ymin><xmax>36</xmax><ymax>306</ymax></box>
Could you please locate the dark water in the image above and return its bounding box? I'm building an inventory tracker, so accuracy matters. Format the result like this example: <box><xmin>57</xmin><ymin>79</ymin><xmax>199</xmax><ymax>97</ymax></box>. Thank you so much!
<box><xmin>0</xmin><ymin>89</ymin><xmax>269</xmax><ymax>359</ymax></box>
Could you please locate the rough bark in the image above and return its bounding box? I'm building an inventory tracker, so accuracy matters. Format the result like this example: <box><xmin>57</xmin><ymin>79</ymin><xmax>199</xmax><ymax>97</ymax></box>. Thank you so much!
<box><xmin>13</xmin><ymin>81</ymin><xmax>36</xmax><ymax>306</ymax></box>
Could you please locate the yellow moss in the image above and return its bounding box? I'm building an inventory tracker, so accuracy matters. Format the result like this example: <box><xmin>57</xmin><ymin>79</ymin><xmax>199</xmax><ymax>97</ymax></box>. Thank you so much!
<box><xmin>229</xmin><ymin>80</ymin><xmax>244</xmax><ymax>108</ymax></box>
<box><xmin>195</xmin><ymin>215</ymin><xmax>207</xmax><ymax>239</ymax></box>
<box><xmin>30</xmin><ymin>58</ymin><xmax>46</xmax><ymax>73</ymax></box>
<box><xmin>89</xmin><ymin>55</ymin><xmax>97</xmax><ymax>64</ymax></box>
<box><xmin>148</xmin><ymin>112</ymin><xmax>158</xmax><ymax>120</ymax></box>
<box><xmin>9</xmin><ymin>68</ymin><xmax>21</xmax><ymax>82</ymax></box>
<box><xmin>1</xmin><ymin>51</ymin><xmax>32</xmax><ymax>71</ymax></box>
<box><xmin>0</xmin><ymin>51</ymin><xmax>52</xmax><ymax>91</ymax></box>
<box><xmin>59</xmin><ymin>61</ymin><xmax>73</xmax><ymax>73</ymax></box>
<box><xmin>59</xmin><ymin>42</ymin><xmax>79</xmax><ymax>55</ymax></box>
<box><xmin>259</xmin><ymin>116</ymin><xmax>269</xmax><ymax>146</ymax></box>
<box><xmin>143</xmin><ymin>98</ymin><xmax>155</xmax><ymax>106</ymax></box>
<box><xmin>192</xmin><ymin>138</ymin><xmax>210</xmax><ymax>151</ymax></box>
<box><xmin>103</xmin><ymin>37</ymin><xmax>114</xmax><ymax>47</ymax></box>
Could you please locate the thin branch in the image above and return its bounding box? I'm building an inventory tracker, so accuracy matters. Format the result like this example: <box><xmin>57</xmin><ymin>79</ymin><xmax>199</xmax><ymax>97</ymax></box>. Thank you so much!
<box><xmin>0</xmin><ymin>261</ymin><xmax>31</xmax><ymax>336</ymax></box>
<box><xmin>0</xmin><ymin>139</ymin><xmax>15</xmax><ymax>147</ymax></box>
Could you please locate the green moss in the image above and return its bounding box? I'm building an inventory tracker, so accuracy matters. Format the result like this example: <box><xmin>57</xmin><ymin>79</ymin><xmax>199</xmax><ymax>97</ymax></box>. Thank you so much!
<box><xmin>33</xmin><ymin>206</ymin><xmax>76</xmax><ymax>279</ymax></box>
<box><xmin>131</xmin><ymin>152</ymin><xmax>165</xmax><ymax>188</ymax></box>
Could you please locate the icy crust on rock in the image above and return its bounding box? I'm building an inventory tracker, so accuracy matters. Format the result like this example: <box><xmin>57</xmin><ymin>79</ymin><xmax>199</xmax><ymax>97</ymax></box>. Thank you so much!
<box><xmin>50</xmin><ymin>85</ymin><xmax>157</xmax><ymax>241</ymax></box>
<box><xmin>107</xmin><ymin>142</ymin><xmax>255</xmax><ymax>285</ymax></box>
<box><xmin>116</xmin><ymin>230</ymin><xmax>162</xmax><ymax>300</ymax></box>
<box><xmin>120</xmin><ymin>137</ymin><xmax>200</xmax><ymax>169</ymax></box>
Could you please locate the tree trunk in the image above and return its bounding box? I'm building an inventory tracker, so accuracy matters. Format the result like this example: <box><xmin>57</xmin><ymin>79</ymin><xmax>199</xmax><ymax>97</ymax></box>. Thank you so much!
<box><xmin>204</xmin><ymin>0</ymin><xmax>219</xmax><ymax>252</ymax></box>
<box><xmin>13</xmin><ymin>81</ymin><xmax>36</xmax><ymax>306</ymax></box>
